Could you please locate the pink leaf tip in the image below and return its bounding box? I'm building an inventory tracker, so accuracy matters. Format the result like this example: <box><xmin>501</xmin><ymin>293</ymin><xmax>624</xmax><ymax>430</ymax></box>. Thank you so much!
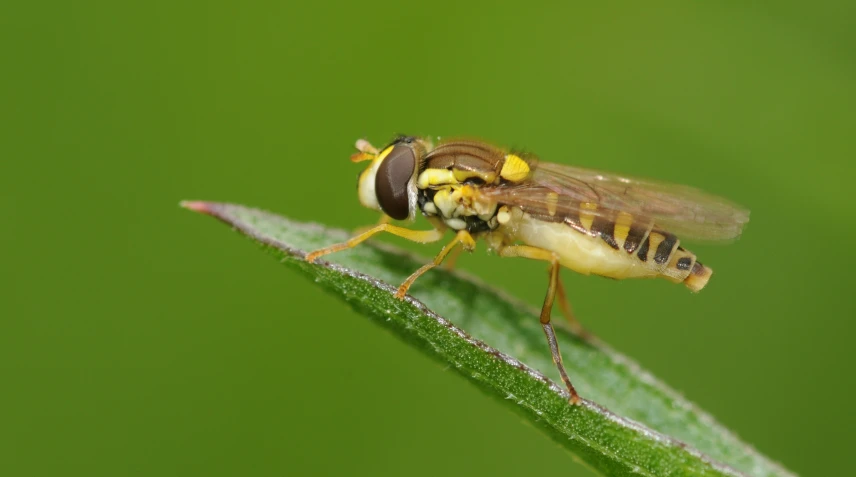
<box><xmin>180</xmin><ymin>201</ymin><xmax>213</xmax><ymax>214</ymax></box>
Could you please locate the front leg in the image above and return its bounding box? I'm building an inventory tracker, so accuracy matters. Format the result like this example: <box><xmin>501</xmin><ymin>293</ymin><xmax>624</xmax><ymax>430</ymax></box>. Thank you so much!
<box><xmin>353</xmin><ymin>214</ymin><xmax>390</xmax><ymax>236</ymax></box>
<box><xmin>394</xmin><ymin>230</ymin><xmax>476</xmax><ymax>299</ymax></box>
<box><xmin>306</xmin><ymin>224</ymin><xmax>445</xmax><ymax>263</ymax></box>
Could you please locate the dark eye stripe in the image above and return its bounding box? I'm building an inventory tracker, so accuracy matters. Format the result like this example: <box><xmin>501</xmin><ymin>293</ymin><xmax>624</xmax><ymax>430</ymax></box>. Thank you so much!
<box><xmin>375</xmin><ymin>145</ymin><xmax>415</xmax><ymax>220</ymax></box>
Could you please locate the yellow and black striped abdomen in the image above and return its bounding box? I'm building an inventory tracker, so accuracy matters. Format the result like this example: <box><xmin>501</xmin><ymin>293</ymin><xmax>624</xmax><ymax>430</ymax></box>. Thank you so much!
<box><xmin>589</xmin><ymin>212</ymin><xmax>713</xmax><ymax>292</ymax></box>
<box><xmin>509</xmin><ymin>198</ymin><xmax>714</xmax><ymax>291</ymax></box>
<box><xmin>634</xmin><ymin>229</ymin><xmax>712</xmax><ymax>292</ymax></box>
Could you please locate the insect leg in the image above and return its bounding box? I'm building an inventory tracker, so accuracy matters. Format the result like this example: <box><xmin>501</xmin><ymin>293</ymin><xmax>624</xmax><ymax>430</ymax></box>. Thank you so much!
<box><xmin>395</xmin><ymin>230</ymin><xmax>475</xmax><ymax>299</ymax></box>
<box><xmin>353</xmin><ymin>214</ymin><xmax>390</xmax><ymax>235</ymax></box>
<box><xmin>497</xmin><ymin>245</ymin><xmax>581</xmax><ymax>405</ymax></box>
<box><xmin>305</xmin><ymin>224</ymin><xmax>444</xmax><ymax>263</ymax></box>
<box><xmin>555</xmin><ymin>277</ymin><xmax>594</xmax><ymax>341</ymax></box>
<box><xmin>442</xmin><ymin>245</ymin><xmax>464</xmax><ymax>271</ymax></box>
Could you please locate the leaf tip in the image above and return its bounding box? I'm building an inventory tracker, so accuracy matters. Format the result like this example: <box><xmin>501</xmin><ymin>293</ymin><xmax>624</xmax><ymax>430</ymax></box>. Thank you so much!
<box><xmin>180</xmin><ymin>201</ymin><xmax>215</xmax><ymax>215</ymax></box>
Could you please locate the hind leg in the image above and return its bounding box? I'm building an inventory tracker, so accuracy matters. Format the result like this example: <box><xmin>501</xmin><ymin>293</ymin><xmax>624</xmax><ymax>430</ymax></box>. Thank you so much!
<box><xmin>497</xmin><ymin>244</ymin><xmax>581</xmax><ymax>404</ymax></box>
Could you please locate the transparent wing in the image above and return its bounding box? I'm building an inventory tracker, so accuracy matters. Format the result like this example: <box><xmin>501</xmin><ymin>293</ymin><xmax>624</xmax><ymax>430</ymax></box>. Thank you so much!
<box><xmin>479</xmin><ymin>161</ymin><xmax>750</xmax><ymax>242</ymax></box>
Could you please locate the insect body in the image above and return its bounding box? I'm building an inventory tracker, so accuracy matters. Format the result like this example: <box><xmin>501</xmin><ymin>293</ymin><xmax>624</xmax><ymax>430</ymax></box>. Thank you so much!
<box><xmin>307</xmin><ymin>136</ymin><xmax>750</xmax><ymax>404</ymax></box>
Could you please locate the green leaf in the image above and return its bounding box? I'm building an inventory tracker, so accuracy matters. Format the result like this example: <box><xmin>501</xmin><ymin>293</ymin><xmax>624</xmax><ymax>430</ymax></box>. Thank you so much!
<box><xmin>182</xmin><ymin>201</ymin><xmax>793</xmax><ymax>477</ymax></box>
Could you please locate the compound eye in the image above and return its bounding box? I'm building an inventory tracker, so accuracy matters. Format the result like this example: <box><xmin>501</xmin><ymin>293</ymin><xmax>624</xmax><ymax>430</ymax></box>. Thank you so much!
<box><xmin>375</xmin><ymin>144</ymin><xmax>415</xmax><ymax>220</ymax></box>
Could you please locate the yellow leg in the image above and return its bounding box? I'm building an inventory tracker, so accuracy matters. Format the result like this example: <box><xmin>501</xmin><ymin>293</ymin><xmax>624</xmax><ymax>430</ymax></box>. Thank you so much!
<box><xmin>353</xmin><ymin>214</ymin><xmax>390</xmax><ymax>235</ymax></box>
<box><xmin>498</xmin><ymin>244</ymin><xmax>581</xmax><ymax>405</ymax></box>
<box><xmin>395</xmin><ymin>230</ymin><xmax>475</xmax><ymax>299</ymax></box>
<box><xmin>555</xmin><ymin>277</ymin><xmax>594</xmax><ymax>341</ymax></box>
<box><xmin>442</xmin><ymin>245</ymin><xmax>464</xmax><ymax>271</ymax></box>
<box><xmin>305</xmin><ymin>224</ymin><xmax>444</xmax><ymax>263</ymax></box>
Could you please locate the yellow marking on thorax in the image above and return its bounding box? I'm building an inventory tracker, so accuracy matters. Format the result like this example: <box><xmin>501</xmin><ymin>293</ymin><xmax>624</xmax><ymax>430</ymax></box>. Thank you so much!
<box><xmin>458</xmin><ymin>184</ymin><xmax>488</xmax><ymax>213</ymax></box>
<box><xmin>453</xmin><ymin>169</ymin><xmax>497</xmax><ymax>184</ymax></box>
<box><xmin>432</xmin><ymin>188</ymin><xmax>457</xmax><ymax>217</ymax></box>
<box><xmin>545</xmin><ymin>192</ymin><xmax>559</xmax><ymax>216</ymax></box>
<box><xmin>459</xmin><ymin>184</ymin><xmax>477</xmax><ymax>200</ymax></box>
<box><xmin>579</xmin><ymin>202</ymin><xmax>598</xmax><ymax>232</ymax></box>
<box><xmin>417</xmin><ymin>169</ymin><xmax>457</xmax><ymax>189</ymax></box>
<box><xmin>500</xmin><ymin>154</ymin><xmax>530</xmax><ymax>182</ymax></box>
<box><xmin>613</xmin><ymin>212</ymin><xmax>633</xmax><ymax>249</ymax></box>
<box><xmin>497</xmin><ymin>206</ymin><xmax>511</xmax><ymax>224</ymax></box>
<box><xmin>450</xmin><ymin>187</ymin><xmax>463</xmax><ymax>202</ymax></box>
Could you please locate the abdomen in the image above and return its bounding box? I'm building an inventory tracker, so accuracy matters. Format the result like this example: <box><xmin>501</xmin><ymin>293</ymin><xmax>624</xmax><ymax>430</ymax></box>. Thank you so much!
<box><xmin>510</xmin><ymin>212</ymin><xmax>713</xmax><ymax>291</ymax></box>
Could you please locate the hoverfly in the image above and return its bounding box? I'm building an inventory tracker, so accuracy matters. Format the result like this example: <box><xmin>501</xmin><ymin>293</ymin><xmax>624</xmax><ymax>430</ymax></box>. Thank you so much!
<box><xmin>306</xmin><ymin>136</ymin><xmax>750</xmax><ymax>404</ymax></box>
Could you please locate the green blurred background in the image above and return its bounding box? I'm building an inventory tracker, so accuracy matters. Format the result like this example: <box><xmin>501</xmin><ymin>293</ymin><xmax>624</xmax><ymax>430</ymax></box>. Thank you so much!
<box><xmin>3</xmin><ymin>1</ymin><xmax>854</xmax><ymax>475</ymax></box>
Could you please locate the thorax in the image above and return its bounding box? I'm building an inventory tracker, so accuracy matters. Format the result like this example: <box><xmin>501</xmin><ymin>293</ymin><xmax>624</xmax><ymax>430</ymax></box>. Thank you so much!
<box><xmin>415</xmin><ymin>140</ymin><xmax>529</xmax><ymax>235</ymax></box>
<box><xmin>417</xmin><ymin>183</ymin><xmax>499</xmax><ymax>234</ymax></box>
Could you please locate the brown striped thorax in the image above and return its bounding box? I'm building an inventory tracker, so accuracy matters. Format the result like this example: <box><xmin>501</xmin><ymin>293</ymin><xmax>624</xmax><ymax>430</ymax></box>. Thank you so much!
<box><xmin>352</xmin><ymin>135</ymin><xmax>750</xmax><ymax>293</ymax></box>
<box><xmin>312</xmin><ymin>135</ymin><xmax>749</xmax><ymax>404</ymax></box>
